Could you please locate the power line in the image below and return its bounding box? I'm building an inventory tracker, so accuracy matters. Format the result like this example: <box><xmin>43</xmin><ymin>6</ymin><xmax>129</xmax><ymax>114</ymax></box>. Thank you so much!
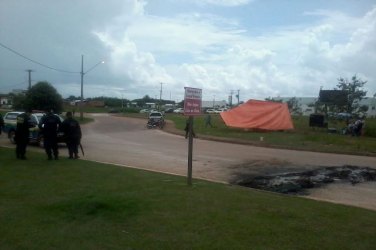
<box><xmin>0</xmin><ymin>41</ymin><xmax>79</xmax><ymax>74</ymax></box>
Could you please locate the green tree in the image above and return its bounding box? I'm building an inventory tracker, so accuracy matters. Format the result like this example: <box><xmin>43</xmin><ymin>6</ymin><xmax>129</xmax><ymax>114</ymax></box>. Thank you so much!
<box><xmin>10</xmin><ymin>93</ymin><xmax>27</xmax><ymax>110</ymax></box>
<box><xmin>286</xmin><ymin>97</ymin><xmax>302</xmax><ymax>115</ymax></box>
<box><xmin>336</xmin><ymin>75</ymin><xmax>367</xmax><ymax>114</ymax></box>
<box><xmin>265</xmin><ymin>97</ymin><xmax>282</xmax><ymax>103</ymax></box>
<box><xmin>25</xmin><ymin>81</ymin><xmax>63</xmax><ymax>113</ymax></box>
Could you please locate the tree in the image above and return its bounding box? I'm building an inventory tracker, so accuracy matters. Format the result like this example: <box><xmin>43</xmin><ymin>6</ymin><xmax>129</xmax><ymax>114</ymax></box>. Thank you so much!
<box><xmin>265</xmin><ymin>97</ymin><xmax>282</xmax><ymax>103</ymax></box>
<box><xmin>10</xmin><ymin>93</ymin><xmax>27</xmax><ymax>110</ymax></box>
<box><xmin>25</xmin><ymin>81</ymin><xmax>63</xmax><ymax>113</ymax></box>
<box><xmin>336</xmin><ymin>75</ymin><xmax>367</xmax><ymax>114</ymax></box>
<box><xmin>286</xmin><ymin>97</ymin><xmax>302</xmax><ymax>115</ymax></box>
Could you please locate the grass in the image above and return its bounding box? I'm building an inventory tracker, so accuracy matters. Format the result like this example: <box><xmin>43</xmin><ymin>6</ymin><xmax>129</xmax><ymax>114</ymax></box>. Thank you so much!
<box><xmin>124</xmin><ymin>113</ymin><xmax>376</xmax><ymax>156</ymax></box>
<box><xmin>0</xmin><ymin>147</ymin><xmax>376</xmax><ymax>249</ymax></box>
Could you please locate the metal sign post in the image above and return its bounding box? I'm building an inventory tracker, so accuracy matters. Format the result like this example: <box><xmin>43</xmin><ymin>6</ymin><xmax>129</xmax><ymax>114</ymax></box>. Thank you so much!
<box><xmin>184</xmin><ymin>87</ymin><xmax>202</xmax><ymax>186</ymax></box>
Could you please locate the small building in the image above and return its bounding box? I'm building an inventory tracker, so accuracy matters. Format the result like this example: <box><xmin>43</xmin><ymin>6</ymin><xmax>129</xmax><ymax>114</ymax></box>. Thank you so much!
<box><xmin>202</xmin><ymin>100</ymin><xmax>227</xmax><ymax>109</ymax></box>
<box><xmin>0</xmin><ymin>94</ymin><xmax>12</xmax><ymax>108</ymax></box>
<box><xmin>274</xmin><ymin>96</ymin><xmax>376</xmax><ymax>118</ymax></box>
<box><xmin>145</xmin><ymin>102</ymin><xmax>156</xmax><ymax>109</ymax></box>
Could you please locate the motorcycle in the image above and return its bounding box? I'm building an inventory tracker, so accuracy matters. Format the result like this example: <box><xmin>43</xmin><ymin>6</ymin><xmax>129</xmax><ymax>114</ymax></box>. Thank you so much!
<box><xmin>147</xmin><ymin>118</ymin><xmax>164</xmax><ymax>129</ymax></box>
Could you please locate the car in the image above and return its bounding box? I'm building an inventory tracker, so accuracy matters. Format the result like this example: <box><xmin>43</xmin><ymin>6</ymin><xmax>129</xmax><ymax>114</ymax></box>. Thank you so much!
<box><xmin>336</xmin><ymin>112</ymin><xmax>352</xmax><ymax>120</ymax></box>
<box><xmin>2</xmin><ymin>111</ymin><xmax>65</xmax><ymax>147</ymax></box>
<box><xmin>149</xmin><ymin>111</ymin><xmax>164</xmax><ymax>120</ymax></box>
<box><xmin>214</xmin><ymin>108</ymin><xmax>228</xmax><ymax>113</ymax></box>
<box><xmin>173</xmin><ymin>108</ymin><xmax>184</xmax><ymax>114</ymax></box>
<box><xmin>164</xmin><ymin>108</ymin><xmax>174</xmax><ymax>113</ymax></box>
<box><xmin>206</xmin><ymin>109</ymin><xmax>216</xmax><ymax>114</ymax></box>
<box><xmin>139</xmin><ymin>109</ymin><xmax>150</xmax><ymax>113</ymax></box>
<box><xmin>147</xmin><ymin>111</ymin><xmax>165</xmax><ymax>128</ymax></box>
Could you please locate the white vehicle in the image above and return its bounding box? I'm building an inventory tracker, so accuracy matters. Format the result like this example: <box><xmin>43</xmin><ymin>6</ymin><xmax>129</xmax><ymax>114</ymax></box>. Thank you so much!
<box><xmin>149</xmin><ymin>111</ymin><xmax>164</xmax><ymax>120</ymax></box>
<box><xmin>206</xmin><ymin>109</ymin><xmax>216</xmax><ymax>114</ymax></box>
<box><xmin>139</xmin><ymin>109</ymin><xmax>149</xmax><ymax>113</ymax></box>
<box><xmin>173</xmin><ymin>108</ymin><xmax>184</xmax><ymax>114</ymax></box>
<box><xmin>214</xmin><ymin>108</ymin><xmax>228</xmax><ymax>113</ymax></box>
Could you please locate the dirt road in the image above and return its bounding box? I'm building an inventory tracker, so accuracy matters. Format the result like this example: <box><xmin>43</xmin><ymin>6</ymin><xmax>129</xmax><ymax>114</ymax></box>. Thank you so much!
<box><xmin>1</xmin><ymin>113</ymin><xmax>375</xmax><ymax>210</ymax></box>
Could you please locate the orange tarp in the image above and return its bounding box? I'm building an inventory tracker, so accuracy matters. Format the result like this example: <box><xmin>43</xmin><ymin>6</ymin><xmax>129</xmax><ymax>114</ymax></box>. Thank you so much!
<box><xmin>220</xmin><ymin>100</ymin><xmax>294</xmax><ymax>130</ymax></box>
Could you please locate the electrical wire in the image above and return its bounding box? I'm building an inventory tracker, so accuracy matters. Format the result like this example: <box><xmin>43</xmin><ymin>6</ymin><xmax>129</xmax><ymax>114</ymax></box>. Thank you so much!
<box><xmin>0</xmin><ymin>41</ymin><xmax>79</xmax><ymax>74</ymax></box>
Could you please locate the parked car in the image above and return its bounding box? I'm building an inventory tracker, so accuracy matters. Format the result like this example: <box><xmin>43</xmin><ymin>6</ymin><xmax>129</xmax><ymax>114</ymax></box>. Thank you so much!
<box><xmin>173</xmin><ymin>108</ymin><xmax>184</xmax><ymax>114</ymax></box>
<box><xmin>164</xmin><ymin>108</ymin><xmax>174</xmax><ymax>113</ymax></box>
<box><xmin>139</xmin><ymin>109</ymin><xmax>150</xmax><ymax>113</ymax></box>
<box><xmin>2</xmin><ymin>111</ymin><xmax>65</xmax><ymax>147</ymax></box>
<box><xmin>206</xmin><ymin>109</ymin><xmax>216</xmax><ymax>114</ymax></box>
<box><xmin>214</xmin><ymin>108</ymin><xmax>228</xmax><ymax>113</ymax></box>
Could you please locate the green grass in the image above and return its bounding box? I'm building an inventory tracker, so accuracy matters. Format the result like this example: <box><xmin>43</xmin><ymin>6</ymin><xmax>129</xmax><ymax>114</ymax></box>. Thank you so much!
<box><xmin>0</xmin><ymin>147</ymin><xmax>376</xmax><ymax>249</ymax></box>
<box><xmin>155</xmin><ymin>113</ymin><xmax>376</xmax><ymax>156</ymax></box>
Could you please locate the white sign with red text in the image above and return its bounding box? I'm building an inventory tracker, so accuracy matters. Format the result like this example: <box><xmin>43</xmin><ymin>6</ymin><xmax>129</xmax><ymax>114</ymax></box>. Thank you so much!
<box><xmin>184</xmin><ymin>87</ymin><xmax>202</xmax><ymax>116</ymax></box>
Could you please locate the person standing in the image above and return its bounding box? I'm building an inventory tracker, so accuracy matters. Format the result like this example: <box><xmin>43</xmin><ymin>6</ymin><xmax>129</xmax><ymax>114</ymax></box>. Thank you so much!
<box><xmin>0</xmin><ymin>113</ymin><xmax>4</xmax><ymax>135</ymax></box>
<box><xmin>39</xmin><ymin>110</ymin><xmax>61</xmax><ymax>160</ymax></box>
<box><xmin>184</xmin><ymin>118</ymin><xmax>196</xmax><ymax>139</ymax></box>
<box><xmin>61</xmin><ymin>111</ymin><xmax>82</xmax><ymax>159</ymax></box>
<box><xmin>205</xmin><ymin>114</ymin><xmax>213</xmax><ymax>128</ymax></box>
<box><xmin>15</xmin><ymin>109</ymin><xmax>32</xmax><ymax>159</ymax></box>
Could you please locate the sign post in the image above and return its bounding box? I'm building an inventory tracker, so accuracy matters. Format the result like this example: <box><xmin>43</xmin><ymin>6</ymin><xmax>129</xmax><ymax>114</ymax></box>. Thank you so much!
<box><xmin>184</xmin><ymin>87</ymin><xmax>202</xmax><ymax>186</ymax></box>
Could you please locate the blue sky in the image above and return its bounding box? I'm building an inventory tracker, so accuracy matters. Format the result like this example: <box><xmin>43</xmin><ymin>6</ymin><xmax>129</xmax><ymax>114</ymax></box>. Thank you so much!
<box><xmin>1</xmin><ymin>0</ymin><xmax>375</xmax><ymax>102</ymax></box>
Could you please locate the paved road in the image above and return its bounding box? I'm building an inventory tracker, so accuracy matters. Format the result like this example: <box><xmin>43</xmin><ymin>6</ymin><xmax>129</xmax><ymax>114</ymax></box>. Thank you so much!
<box><xmin>82</xmin><ymin>114</ymin><xmax>376</xmax><ymax>182</ymax></box>
<box><xmin>1</xmin><ymin>113</ymin><xmax>376</xmax><ymax>210</ymax></box>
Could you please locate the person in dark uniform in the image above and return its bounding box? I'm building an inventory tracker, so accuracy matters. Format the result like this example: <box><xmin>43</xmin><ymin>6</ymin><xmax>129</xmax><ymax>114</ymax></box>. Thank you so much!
<box><xmin>0</xmin><ymin>113</ymin><xmax>4</xmax><ymax>135</ymax></box>
<box><xmin>15</xmin><ymin>109</ymin><xmax>32</xmax><ymax>159</ymax></box>
<box><xmin>184</xmin><ymin>118</ymin><xmax>196</xmax><ymax>139</ymax></box>
<box><xmin>39</xmin><ymin>110</ymin><xmax>61</xmax><ymax>160</ymax></box>
<box><xmin>61</xmin><ymin>111</ymin><xmax>82</xmax><ymax>159</ymax></box>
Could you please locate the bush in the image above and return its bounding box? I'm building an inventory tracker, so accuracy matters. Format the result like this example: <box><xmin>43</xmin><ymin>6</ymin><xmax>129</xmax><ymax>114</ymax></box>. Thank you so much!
<box><xmin>364</xmin><ymin>118</ymin><xmax>376</xmax><ymax>137</ymax></box>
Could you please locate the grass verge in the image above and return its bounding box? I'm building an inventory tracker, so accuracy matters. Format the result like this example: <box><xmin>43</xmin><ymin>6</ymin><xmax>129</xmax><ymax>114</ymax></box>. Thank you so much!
<box><xmin>0</xmin><ymin>147</ymin><xmax>375</xmax><ymax>249</ymax></box>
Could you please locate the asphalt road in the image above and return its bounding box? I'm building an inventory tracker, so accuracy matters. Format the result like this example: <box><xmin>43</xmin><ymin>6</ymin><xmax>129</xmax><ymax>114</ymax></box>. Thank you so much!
<box><xmin>82</xmin><ymin>114</ymin><xmax>376</xmax><ymax>182</ymax></box>
<box><xmin>1</xmin><ymin>113</ymin><xmax>376</xmax><ymax>210</ymax></box>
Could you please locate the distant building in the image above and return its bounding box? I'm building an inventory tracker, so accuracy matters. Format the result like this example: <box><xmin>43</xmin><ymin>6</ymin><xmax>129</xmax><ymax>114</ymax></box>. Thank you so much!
<box><xmin>145</xmin><ymin>102</ymin><xmax>156</xmax><ymax>109</ymax></box>
<box><xmin>273</xmin><ymin>97</ymin><xmax>318</xmax><ymax>116</ymax></box>
<box><xmin>361</xmin><ymin>97</ymin><xmax>376</xmax><ymax>118</ymax></box>
<box><xmin>274</xmin><ymin>96</ymin><xmax>376</xmax><ymax>118</ymax></box>
<box><xmin>0</xmin><ymin>94</ymin><xmax>12</xmax><ymax>108</ymax></box>
<box><xmin>202</xmin><ymin>100</ymin><xmax>227</xmax><ymax>109</ymax></box>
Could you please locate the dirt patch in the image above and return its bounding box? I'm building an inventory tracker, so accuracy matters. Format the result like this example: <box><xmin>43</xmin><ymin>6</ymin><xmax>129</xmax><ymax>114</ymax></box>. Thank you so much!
<box><xmin>232</xmin><ymin>165</ymin><xmax>376</xmax><ymax>195</ymax></box>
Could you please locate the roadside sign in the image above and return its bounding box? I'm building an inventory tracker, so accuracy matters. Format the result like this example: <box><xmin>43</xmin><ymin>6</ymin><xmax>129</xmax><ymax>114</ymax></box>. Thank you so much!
<box><xmin>184</xmin><ymin>87</ymin><xmax>202</xmax><ymax>116</ymax></box>
<box><xmin>183</xmin><ymin>87</ymin><xmax>202</xmax><ymax>186</ymax></box>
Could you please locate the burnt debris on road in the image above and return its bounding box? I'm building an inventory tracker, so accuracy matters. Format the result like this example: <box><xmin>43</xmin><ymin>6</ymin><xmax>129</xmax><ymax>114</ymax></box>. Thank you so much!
<box><xmin>233</xmin><ymin>165</ymin><xmax>376</xmax><ymax>195</ymax></box>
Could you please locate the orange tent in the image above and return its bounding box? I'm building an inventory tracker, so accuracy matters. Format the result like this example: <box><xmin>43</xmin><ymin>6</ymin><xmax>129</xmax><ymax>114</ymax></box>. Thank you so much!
<box><xmin>220</xmin><ymin>100</ymin><xmax>294</xmax><ymax>130</ymax></box>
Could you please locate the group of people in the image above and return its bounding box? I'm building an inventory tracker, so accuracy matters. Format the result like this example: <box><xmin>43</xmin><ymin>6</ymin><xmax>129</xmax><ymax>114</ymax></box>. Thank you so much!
<box><xmin>346</xmin><ymin>118</ymin><xmax>365</xmax><ymax>137</ymax></box>
<box><xmin>13</xmin><ymin>109</ymin><xmax>82</xmax><ymax>160</ymax></box>
<box><xmin>0</xmin><ymin>113</ymin><xmax>4</xmax><ymax>135</ymax></box>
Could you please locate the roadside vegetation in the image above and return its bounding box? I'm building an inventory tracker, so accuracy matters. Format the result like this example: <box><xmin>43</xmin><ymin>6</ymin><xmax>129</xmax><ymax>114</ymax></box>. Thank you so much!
<box><xmin>0</xmin><ymin>147</ymin><xmax>375</xmax><ymax>250</ymax></box>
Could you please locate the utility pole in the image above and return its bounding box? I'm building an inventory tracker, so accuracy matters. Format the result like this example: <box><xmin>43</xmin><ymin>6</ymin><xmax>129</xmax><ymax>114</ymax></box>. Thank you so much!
<box><xmin>237</xmin><ymin>89</ymin><xmax>240</xmax><ymax>105</ymax></box>
<box><xmin>80</xmin><ymin>55</ymin><xmax>84</xmax><ymax>120</ymax></box>
<box><xmin>229</xmin><ymin>90</ymin><xmax>234</xmax><ymax>107</ymax></box>
<box><xmin>159</xmin><ymin>82</ymin><xmax>164</xmax><ymax>111</ymax></box>
<box><xmin>26</xmin><ymin>69</ymin><xmax>33</xmax><ymax>89</ymax></box>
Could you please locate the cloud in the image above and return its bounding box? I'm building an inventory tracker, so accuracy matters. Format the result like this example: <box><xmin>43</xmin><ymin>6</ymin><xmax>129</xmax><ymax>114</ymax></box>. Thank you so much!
<box><xmin>183</xmin><ymin>0</ymin><xmax>253</xmax><ymax>7</ymax></box>
<box><xmin>91</xmin><ymin>2</ymin><xmax>376</xmax><ymax>100</ymax></box>
<box><xmin>1</xmin><ymin>0</ymin><xmax>375</xmax><ymax>100</ymax></box>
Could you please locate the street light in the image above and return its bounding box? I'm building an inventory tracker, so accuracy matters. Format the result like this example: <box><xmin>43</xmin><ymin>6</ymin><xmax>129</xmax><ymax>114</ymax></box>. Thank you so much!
<box><xmin>80</xmin><ymin>55</ymin><xmax>105</xmax><ymax>120</ymax></box>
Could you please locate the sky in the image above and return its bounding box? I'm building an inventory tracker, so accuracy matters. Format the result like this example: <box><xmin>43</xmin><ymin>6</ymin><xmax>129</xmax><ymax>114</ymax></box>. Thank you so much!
<box><xmin>1</xmin><ymin>0</ymin><xmax>375</xmax><ymax>103</ymax></box>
